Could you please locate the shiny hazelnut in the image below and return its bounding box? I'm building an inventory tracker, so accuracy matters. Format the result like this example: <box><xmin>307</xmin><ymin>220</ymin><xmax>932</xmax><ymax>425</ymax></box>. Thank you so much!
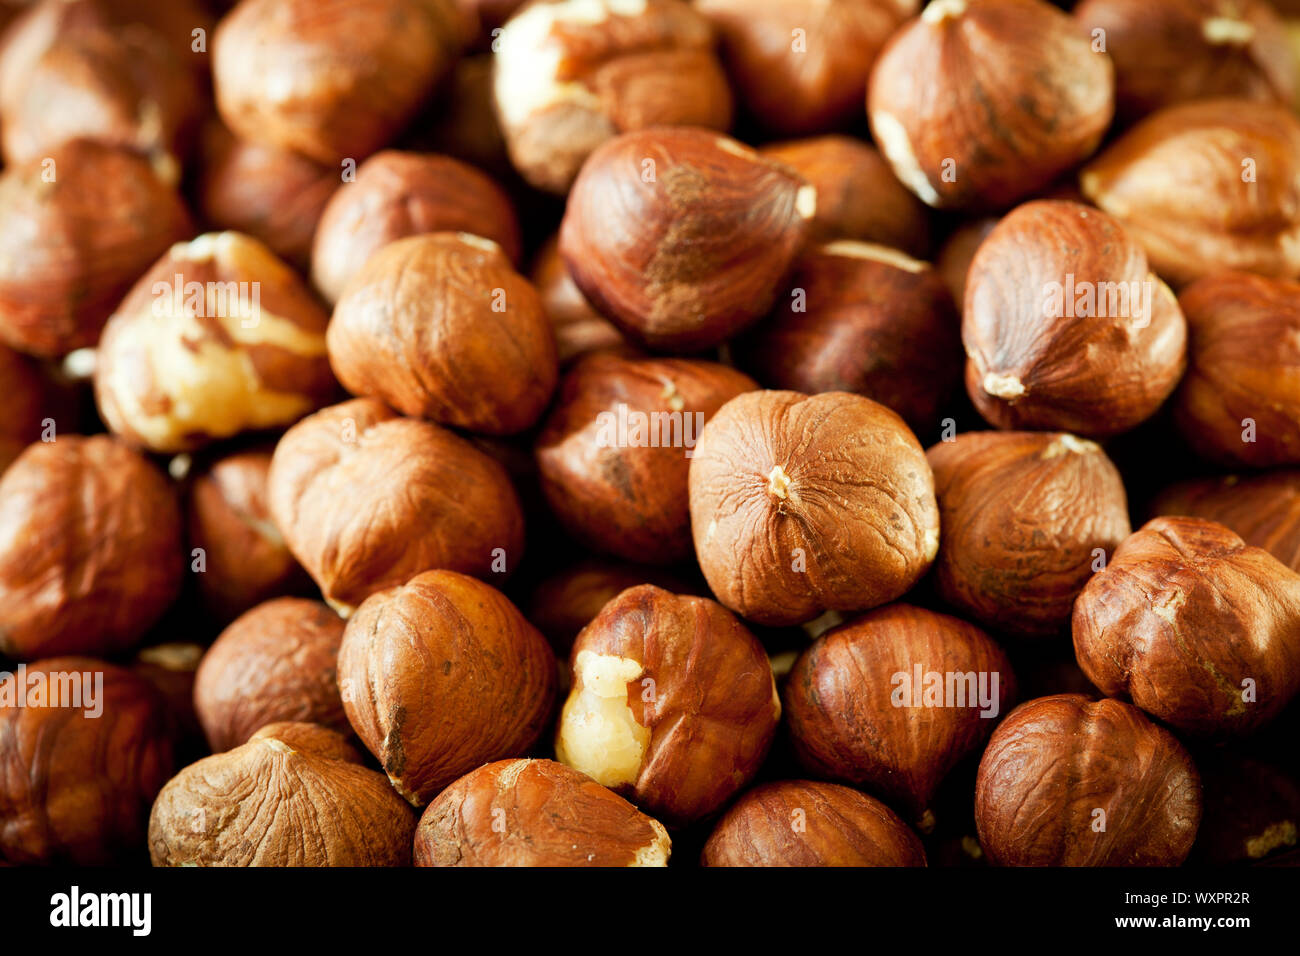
<box><xmin>338</xmin><ymin>570</ymin><xmax>557</xmax><ymax>806</ymax></box>
<box><xmin>737</xmin><ymin>241</ymin><xmax>960</xmax><ymax>435</ymax></box>
<box><xmin>0</xmin><ymin>344</ymin><xmax>49</xmax><ymax>473</ymax></box>
<box><xmin>327</xmin><ymin>233</ymin><xmax>556</xmax><ymax>435</ymax></box>
<box><xmin>0</xmin><ymin>140</ymin><xmax>192</xmax><ymax>358</ymax></box>
<box><xmin>310</xmin><ymin>150</ymin><xmax>522</xmax><ymax>305</ymax></box>
<box><xmin>1173</xmin><ymin>271</ymin><xmax>1300</xmax><ymax>467</ymax></box>
<box><xmin>535</xmin><ymin>351</ymin><xmax>756</xmax><ymax>564</ymax></box>
<box><xmin>926</xmin><ymin>431</ymin><xmax>1131</xmax><ymax>637</ymax></box>
<box><xmin>1</xmin><ymin>658</ymin><xmax>175</xmax><ymax>865</ymax></box>
<box><xmin>555</xmin><ymin>584</ymin><xmax>779</xmax><ymax>826</ymax></box>
<box><xmin>94</xmin><ymin>232</ymin><xmax>337</xmax><ymax>454</ymax></box>
<box><xmin>0</xmin><ymin>435</ymin><xmax>182</xmax><ymax>659</ymax></box>
<box><xmin>1080</xmin><ymin>99</ymin><xmax>1300</xmax><ymax>286</ymax></box>
<box><xmin>414</xmin><ymin>758</ymin><xmax>672</xmax><ymax>866</ymax></box>
<box><xmin>1073</xmin><ymin>516</ymin><xmax>1300</xmax><ymax>737</ymax></box>
<box><xmin>148</xmin><ymin>722</ymin><xmax>415</xmax><ymax>866</ymax></box>
<box><xmin>784</xmin><ymin>604</ymin><xmax>1014</xmax><ymax>824</ymax></box>
<box><xmin>531</xmin><ymin>236</ymin><xmax>625</xmax><ymax>365</ymax></box>
<box><xmin>934</xmin><ymin>217</ymin><xmax>997</xmax><ymax>313</ymax></box>
<box><xmin>867</xmin><ymin>0</ymin><xmax>1114</xmax><ymax>211</ymax></box>
<box><xmin>964</xmin><ymin>200</ymin><xmax>1187</xmax><ymax>437</ymax></box>
<box><xmin>194</xmin><ymin>598</ymin><xmax>349</xmax><ymax>753</ymax></box>
<box><xmin>974</xmin><ymin>694</ymin><xmax>1202</xmax><ymax>866</ymax></box>
<box><xmin>267</xmin><ymin>398</ymin><xmax>526</xmax><ymax>615</ymax></box>
<box><xmin>688</xmin><ymin>389</ymin><xmax>940</xmax><ymax>627</ymax></box>
<box><xmin>1152</xmin><ymin>470</ymin><xmax>1300</xmax><ymax>572</ymax></box>
<box><xmin>700</xmin><ymin>779</ymin><xmax>927</xmax><ymax>867</ymax></box>
<box><xmin>492</xmin><ymin>0</ymin><xmax>732</xmax><ymax>194</ymax></box>
<box><xmin>213</xmin><ymin>0</ymin><xmax>467</xmax><ymax>165</ymax></box>
<box><xmin>559</xmin><ymin>126</ymin><xmax>815</xmax><ymax>352</ymax></box>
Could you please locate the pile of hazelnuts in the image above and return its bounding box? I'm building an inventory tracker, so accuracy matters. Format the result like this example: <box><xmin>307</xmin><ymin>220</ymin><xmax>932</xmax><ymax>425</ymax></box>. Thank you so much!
<box><xmin>1</xmin><ymin>0</ymin><xmax>1299</xmax><ymax>869</ymax></box>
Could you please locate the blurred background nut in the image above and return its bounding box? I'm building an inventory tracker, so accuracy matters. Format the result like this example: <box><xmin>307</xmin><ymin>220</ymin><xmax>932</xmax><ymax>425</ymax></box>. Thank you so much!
<box><xmin>267</xmin><ymin>398</ymin><xmax>526</xmax><ymax>615</ymax></box>
<box><xmin>534</xmin><ymin>352</ymin><xmax>756</xmax><ymax>564</ymax></box>
<box><xmin>737</xmin><ymin>241</ymin><xmax>960</xmax><ymax>436</ymax></box>
<box><xmin>492</xmin><ymin>0</ymin><xmax>733</xmax><ymax>194</ymax></box>
<box><xmin>194</xmin><ymin>598</ymin><xmax>349</xmax><ymax>754</ymax></box>
<box><xmin>559</xmin><ymin>127</ymin><xmax>814</xmax><ymax>352</ymax></box>
<box><xmin>94</xmin><ymin>232</ymin><xmax>337</xmax><ymax>454</ymax></box>
<box><xmin>419</xmin><ymin>54</ymin><xmax>513</xmax><ymax>178</ymax></box>
<box><xmin>1190</xmin><ymin>750</ymin><xmax>1300</xmax><ymax>865</ymax></box>
<box><xmin>212</xmin><ymin>0</ymin><xmax>468</xmax><ymax>166</ymax></box>
<box><xmin>934</xmin><ymin>216</ymin><xmax>998</xmax><ymax>313</ymax></box>
<box><xmin>555</xmin><ymin>585</ymin><xmax>779</xmax><ymax>826</ymax></box>
<box><xmin>1173</xmin><ymin>271</ymin><xmax>1300</xmax><ymax>467</ymax></box>
<box><xmin>974</xmin><ymin>694</ymin><xmax>1202</xmax><ymax>866</ymax></box>
<box><xmin>0</xmin><ymin>435</ymin><xmax>182</xmax><ymax>660</ymax></box>
<box><xmin>530</xmin><ymin>236</ymin><xmax>625</xmax><ymax>365</ymax></box>
<box><xmin>926</xmin><ymin>431</ymin><xmax>1131</xmax><ymax>637</ymax></box>
<box><xmin>131</xmin><ymin>642</ymin><xmax>205</xmax><ymax>757</ymax></box>
<box><xmin>338</xmin><ymin>570</ymin><xmax>557</xmax><ymax>806</ymax></box>
<box><xmin>148</xmin><ymin>722</ymin><xmax>415</xmax><ymax>866</ymax></box>
<box><xmin>1080</xmin><ymin>99</ymin><xmax>1300</xmax><ymax>287</ymax></box>
<box><xmin>327</xmin><ymin>233</ymin><xmax>556</xmax><ymax>435</ymax></box>
<box><xmin>688</xmin><ymin>390</ymin><xmax>939</xmax><ymax>627</ymax></box>
<box><xmin>310</xmin><ymin>150</ymin><xmax>522</xmax><ymax>305</ymax></box>
<box><xmin>867</xmin><ymin>0</ymin><xmax>1114</xmax><ymax>211</ymax></box>
<box><xmin>0</xmin><ymin>140</ymin><xmax>192</xmax><ymax>358</ymax></box>
<box><xmin>0</xmin><ymin>658</ymin><xmax>174</xmax><ymax>865</ymax></box>
<box><xmin>414</xmin><ymin>758</ymin><xmax>671</xmax><ymax>866</ymax></box>
<box><xmin>700</xmin><ymin>779</ymin><xmax>927</xmax><ymax>867</ymax></box>
<box><xmin>0</xmin><ymin>345</ymin><xmax>49</xmax><ymax>473</ymax></box>
<box><xmin>1152</xmin><ymin>471</ymin><xmax>1300</xmax><ymax>572</ymax></box>
<box><xmin>963</xmin><ymin>200</ymin><xmax>1187</xmax><ymax>437</ymax></box>
<box><xmin>1073</xmin><ymin>516</ymin><xmax>1300</xmax><ymax>738</ymax></box>
<box><xmin>784</xmin><ymin>604</ymin><xmax>1014</xmax><ymax>826</ymax></box>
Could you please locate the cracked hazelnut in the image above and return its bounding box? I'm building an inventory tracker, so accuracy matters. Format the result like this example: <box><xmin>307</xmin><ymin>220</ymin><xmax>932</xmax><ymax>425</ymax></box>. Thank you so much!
<box><xmin>148</xmin><ymin>722</ymin><xmax>415</xmax><ymax>866</ymax></box>
<box><xmin>1152</xmin><ymin>470</ymin><xmax>1300</xmax><ymax>572</ymax></box>
<box><xmin>531</xmin><ymin>236</ymin><xmax>625</xmax><ymax>365</ymax></box>
<box><xmin>559</xmin><ymin>126</ymin><xmax>815</xmax><ymax>352</ymax></box>
<box><xmin>267</xmin><ymin>398</ymin><xmax>526</xmax><ymax>615</ymax></box>
<box><xmin>414</xmin><ymin>758</ymin><xmax>671</xmax><ymax>866</ymax></box>
<box><xmin>688</xmin><ymin>389</ymin><xmax>940</xmax><ymax>627</ymax></box>
<box><xmin>964</xmin><ymin>200</ymin><xmax>1187</xmax><ymax>437</ymax></box>
<box><xmin>701</xmin><ymin>780</ymin><xmax>927</xmax><ymax>867</ymax></box>
<box><xmin>1073</xmin><ymin>516</ymin><xmax>1300</xmax><ymax>737</ymax></box>
<box><xmin>0</xmin><ymin>435</ymin><xmax>182</xmax><ymax>659</ymax></box>
<box><xmin>338</xmin><ymin>570</ymin><xmax>557</xmax><ymax>806</ymax></box>
<box><xmin>975</xmin><ymin>694</ymin><xmax>1202</xmax><ymax>866</ymax></box>
<box><xmin>327</xmin><ymin>233</ymin><xmax>556</xmax><ymax>435</ymax></box>
<box><xmin>926</xmin><ymin>431</ymin><xmax>1131</xmax><ymax>637</ymax></box>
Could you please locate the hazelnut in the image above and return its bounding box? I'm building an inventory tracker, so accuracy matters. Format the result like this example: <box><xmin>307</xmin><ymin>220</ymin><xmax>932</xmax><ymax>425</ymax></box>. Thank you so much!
<box><xmin>0</xmin><ymin>344</ymin><xmax>49</xmax><ymax>473</ymax></box>
<box><xmin>420</xmin><ymin>54</ymin><xmax>513</xmax><ymax>178</ymax></box>
<box><xmin>976</xmin><ymin>694</ymin><xmax>1201</xmax><ymax>866</ymax></box>
<box><xmin>737</xmin><ymin>241</ymin><xmax>960</xmax><ymax>435</ymax></box>
<box><xmin>531</xmin><ymin>236</ymin><xmax>625</xmax><ymax>365</ymax></box>
<box><xmin>0</xmin><ymin>658</ymin><xmax>175</xmax><ymax>865</ymax></box>
<box><xmin>148</xmin><ymin>722</ymin><xmax>415</xmax><ymax>866</ymax></box>
<box><xmin>934</xmin><ymin>217</ymin><xmax>998</xmax><ymax>313</ymax></box>
<box><xmin>94</xmin><ymin>232</ymin><xmax>337</xmax><ymax>454</ymax></box>
<box><xmin>535</xmin><ymin>351</ymin><xmax>756</xmax><ymax>564</ymax></box>
<box><xmin>688</xmin><ymin>389</ymin><xmax>940</xmax><ymax>627</ymax></box>
<box><xmin>699</xmin><ymin>0</ymin><xmax>915</xmax><ymax>136</ymax></box>
<box><xmin>414</xmin><ymin>758</ymin><xmax>672</xmax><ymax>866</ymax></box>
<box><xmin>784</xmin><ymin>604</ymin><xmax>1015</xmax><ymax>824</ymax></box>
<box><xmin>559</xmin><ymin>126</ymin><xmax>815</xmax><ymax>352</ymax></box>
<box><xmin>338</xmin><ymin>570</ymin><xmax>557</xmax><ymax>806</ymax></box>
<box><xmin>491</xmin><ymin>0</ymin><xmax>732</xmax><ymax>194</ymax></box>
<box><xmin>926</xmin><ymin>431</ymin><xmax>1131</xmax><ymax>637</ymax></box>
<box><xmin>327</xmin><ymin>233</ymin><xmax>556</xmax><ymax>435</ymax></box>
<box><xmin>758</xmin><ymin>135</ymin><xmax>931</xmax><ymax>256</ymax></box>
<box><xmin>131</xmin><ymin>642</ymin><xmax>205</xmax><ymax>752</ymax></box>
<box><xmin>700</xmin><ymin>780</ymin><xmax>927</xmax><ymax>867</ymax></box>
<box><xmin>1152</xmin><ymin>470</ymin><xmax>1300</xmax><ymax>572</ymax></box>
<box><xmin>194</xmin><ymin>598</ymin><xmax>349</xmax><ymax>753</ymax></box>
<box><xmin>867</xmin><ymin>0</ymin><xmax>1114</xmax><ymax>211</ymax></box>
<box><xmin>1073</xmin><ymin>516</ymin><xmax>1300</xmax><ymax>737</ymax></box>
<box><xmin>1173</xmin><ymin>271</ymin><xmax>1300</xmax><ymax>467</ymax></box>
<box><xmin>0</xmin><ymin>140</ymin><xmax>192</xmax><ymax>358</ymax></box>
<box><xmin>1080</xmin><ymin>99</ymin><xmax>1300</xmax><ymax>286</ymax></box>
<box><xmin>267</xmin><ymin>398</ymin><xmax>526</xmax><ymax>615</ymax></box>
<box><xmin>0</xmin><ymin>435</ymin><xmax>182</xmax><ymax>659</ymax></box>
<box><xmin>555</xmin><ymin>585</ymin><xmax>779</xmax><ymax>826</ymax></box>
<box><xmin>212</xmin><ymin>0</ymin><xmax>467</xmax><ymax>166</ymax></box>
<box><xmin>310</xmin><ymin>150</ymin><xmax>522</xmax><ymax>305</ymax></box>
<box><xmin>963</xmin><ymin>200</ymin><xmax>1187</xmax><ymax>437</ymax></box>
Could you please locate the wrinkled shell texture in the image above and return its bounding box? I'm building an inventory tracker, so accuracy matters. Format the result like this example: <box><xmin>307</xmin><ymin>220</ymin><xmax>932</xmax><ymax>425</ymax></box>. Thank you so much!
<box><xmin>975</xmin><ymin>695</ymin><xmax>1202</xmax><ymax>866</ymax></box>
<box><xmin>1153</xmin><ymin>470</ymin><xmax>1300</xmax><ymax>572</ymax></box>
<box><xmin>1073</xmin><ymin>517</ymin><xmax>1300</xmax><ymax>737</ymax></box>
<box><xmin>526</xmin><ymin>560</ymin><xmax>691</xmax><ymax>652</ymax></box>
<box><xmin>689</xmin><ymin>390</ymin><xmax>939</xmax><ymax>626</ymax></box>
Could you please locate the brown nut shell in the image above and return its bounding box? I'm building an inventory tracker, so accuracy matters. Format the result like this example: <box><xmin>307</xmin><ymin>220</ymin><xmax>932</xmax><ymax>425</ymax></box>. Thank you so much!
<box><xmin>0</xmin><ymin>344</ymin><xmax>48</xmax><ymax>473</ymax></box>
<box><xmin>530</xmin><ymin>236</ymin><xmax>625</xmax><ymax>365</ymax></box>
<box><xmin>1152</xmin><ymin>470</ymin><xmax>1300</xmax><ymax>572</ymax></box>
